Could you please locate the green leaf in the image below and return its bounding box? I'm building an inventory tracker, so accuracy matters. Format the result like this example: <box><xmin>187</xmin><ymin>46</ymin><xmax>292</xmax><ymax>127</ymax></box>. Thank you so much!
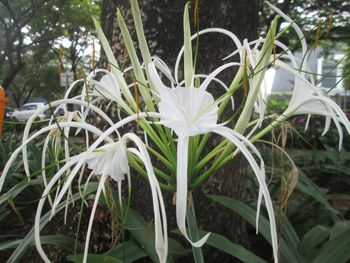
<box><xmin>119</xmin><ymin>206</ymin><xmax>160</xmax><ymax>263</ymax></box>
<box><xmin>299</xmin><ymin>225</ymin><xmax>329</xmax><ymax>257</ymax></box>
<box><xmin>92</xmin><ymin>17</ymin><xmax>135</xmax><ymax>109</ymax></box>
<box><xmin>311</xmin><ymin>227</ymin><xmax>350</xmax><ymax>263</ymax></box>
<box><xmin>68</xmin><ymin>253</ymin><xmax>123</xmax><ymax>263</ymax></box>
<box><xmin>201</xmin><ymin>231</ymin><xmax>268</xmax><ymax>263</ymax></box>
<box><xmin>297</xmin><ymin>171</ymin><xmax>339</xmax><ymax>216</ymax></box>
<box><xmin>186</xmin><ymin>195</ymin><xmax>204</xmax><ymax>263</ymax></box>
<box><xmin>118</xmin><ymin>206</ymin><xmax>187</xmax><ymax>263</ymax></box>
<box><xmin>130</xmin><ymin>0</ymin><xmax>153</xmax><ymax>89</ymax></box>
<box><xmin>116</xmin><ymin>9</ymin><xmax>154</xmax><ymax>112</ymax></box>
<box><xmin>0</xmin><ymin>178</ymin><xmax>41</xmax><ymax>206</ymax></box>
<box><xmin>208</xmin><ymin>194</ymin><xmax>301</xmax><ymax>263</ymax></box>
<box><xmin>235</xmin><ymin>16</ymin><xmax>279</xmax><ymax>134</ymax></box>
<box><xmin>42</xmin><ymin>235</ymin><xmax>84</xmax><ymax>254</ymax></box>
<box><xmin>329</xmin><ymin>221</ymin><xmax>350</xmax><ymax>239</ymax></box>
<box><xmin>0</xmin><ymin>239</ymin><xmax>22</xmax><ymax>251</ymax></box>
<box><xmin>168</xmin><ymin>238</ymin><xmax>190</xmax><ymax>256</ymax></box>
<box><xmin>6</xmin><ymin>182</ymin><xmax>98</xmax><ymax>263</ymax></box>
<box><xmin>183</xmin><ymin>2</ymin><xmax>193</xmax><ymax>87</ymax></box>
<box><xmin>104</xmin><ymin>239</ymin><xmax>147</xmax><ymax>263</ymax></box>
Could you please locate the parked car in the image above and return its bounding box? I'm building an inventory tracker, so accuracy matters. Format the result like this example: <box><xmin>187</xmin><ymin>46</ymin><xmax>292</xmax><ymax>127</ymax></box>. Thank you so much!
<box><xmin>11</xmin><ymin>102</ymin><xmax>50</xmax><ymax>121</ymax></box>
<box><xmin>5</xmin><ymin>107</ymin><xmax>14</xmax><ymax>119</ymax></box>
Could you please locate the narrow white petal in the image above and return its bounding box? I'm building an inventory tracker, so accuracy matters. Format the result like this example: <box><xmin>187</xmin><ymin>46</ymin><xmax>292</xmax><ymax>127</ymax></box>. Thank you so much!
<box><xmin>35</xmin><ymin>157</ymin><xmax>80</xmax><ymax>263</ymax></box>
<box><xmin>21</xmin><ymin>98</ymin><xmax>117</xmax><ymax>180</ymax></box>
<box><xmin>148</xmin><ymin>62</ymin><xmax>171</xmax><ymax>98</ymax></box>
<box><xmin>125</xmin><ymin>133</ymin><xmax>168</xmax><ymax>263</ymax></box>
<box><xmin>175</xmin><ymin>28</ymin><xmax>243</xmax><ymax>84</ymax></box>
<box><xmin>83</xmin><ymin>173</ymin><xmax>108</xmax><ymax>263</ymax></box>
<box><xmin>267</xmin><ymin>2</ymin><xmax>307</xmax><ymax>59</ymax></box>
<box><xmin>211</xmin><ymin>126</ymin><xmax>278</xmax><ymax>263</ymax></box>
<box><xmin>199</xmin><ymin>62</ymin><xmax>241</xmax><ymax>91</ymax></box>
<box><xmin>176</xmin><ymin>137</ymin><xmax>210</xmax><ymax>247</ymax></box>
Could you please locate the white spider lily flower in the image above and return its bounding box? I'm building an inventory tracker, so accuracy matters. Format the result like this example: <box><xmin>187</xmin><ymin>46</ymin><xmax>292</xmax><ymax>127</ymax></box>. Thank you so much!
<box><xmin>41</xmin><ymin>111</ymin><xmax>81</xmax><ymax>207</ymax></box>
<box><xmin>80</xmin><ymin>135</ymin><xmax>168</xmax><ymax>263</ymax></box>
<box><xmin>266</xmin><ymin>3</ymin><xmax>350</xmax><ymax>149</ymax></box>
<box><xmin>26</xmin><ymin>112</ymin><xmax>167</xmax><ymax>263</ymax></box>
<box><xmin>158</xmin><ymin>86</ymin><xmax>218</xmax><ymax>138</ymax></box>
<box><xmin>19</xmin><ymin>99</ymin><xmax>118</xmax><ymax>182</ymax></box>
<box><xmin>87</xmin><ymin>69</ymin><xmax>121</xmax><ymax>102</ymax></box>
<box><xmin>86</xmin><ymin>141</ymin><xmax>129</xmax><ymax>182</ymax></box>
<box><xmin>149</xmin><ymin>62</ymin><xmax>278</xmax><ymax>262</ymax></box>
<box><xmin>279</xmin><ymin>60</ymin><xmax>350</xmax><ymax>149</ymax></box>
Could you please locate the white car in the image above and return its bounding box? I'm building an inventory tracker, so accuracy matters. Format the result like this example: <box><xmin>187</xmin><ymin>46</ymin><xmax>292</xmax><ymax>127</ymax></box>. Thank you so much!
<box><xmin>11</xmin><ymin>102</ymin><xmax>50</xmax><ymax>121</ymax></box>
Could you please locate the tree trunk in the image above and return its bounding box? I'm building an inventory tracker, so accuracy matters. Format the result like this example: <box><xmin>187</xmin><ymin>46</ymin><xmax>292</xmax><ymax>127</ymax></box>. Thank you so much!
<box><xmin>1</xmin><ymin>61</ymin><xmax>26</xmax><ymax>90</ymax></box>
<box><xmin>99</xmin><ymin>0</ymin><xmax>260</xmax><ymax>262</ymax></box>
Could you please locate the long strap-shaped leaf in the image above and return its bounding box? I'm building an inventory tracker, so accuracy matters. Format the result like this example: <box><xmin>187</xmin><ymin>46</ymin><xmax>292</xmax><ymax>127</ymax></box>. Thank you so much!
<box><xmin>92</xmin><ymin>17</ymin><xmax>135</xmax><ymax>109</ymax></box>
<box><xmin>117</xmin><ymin>9</ymin><xmax>155</xmax><ymax>112</ymax></box>
<box><xmin>183</xmin><ymin>2</ymin><xmax>193</xmax><ymax>88</ymax></box>
<box><xmin>130</xmin><ymin>0</ymin><xmax>155</xmax><ymax>91</ymax></box>
<box><xmin>311</xmin><ymin>227</ymin><xmax>350</xmax><ymax>263</ymax></box>
<box><xmin>208</xmin><ymin>195</ymin><xmax>301</xmax><ymax>263</ymax></box>
<box><xmin>234</xmin><ymin>16</ymin><xmax>279</xmax><ymax>134</ymax></box>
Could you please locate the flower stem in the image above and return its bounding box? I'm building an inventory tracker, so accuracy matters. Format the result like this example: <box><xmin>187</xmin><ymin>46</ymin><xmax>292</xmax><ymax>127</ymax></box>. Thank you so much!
<box><xmin>250</xmin><ymin>114</ymin><xmax>289</xmax><ymax>143</ymax></box>
<box><xmin>187</xmin><ymin>192</ymin><xmax>205</xmax><ymax>263</ymax></box>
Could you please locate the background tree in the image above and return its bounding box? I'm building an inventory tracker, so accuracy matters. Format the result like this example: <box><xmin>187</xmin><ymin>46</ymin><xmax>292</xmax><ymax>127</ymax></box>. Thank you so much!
<box><xmin>261</xmin><ymin>0</ymin><xmax>350</xmax><ymax>44</ymax></box>
<box><xmin>0</xmin><ymin>0</ymin><xmax>100</xmax><ymax>107</ymax></box>
<box><xmin>0</xmin><ymin>0</ymin><xmax>49</xmax><ymax>90</ymax></box>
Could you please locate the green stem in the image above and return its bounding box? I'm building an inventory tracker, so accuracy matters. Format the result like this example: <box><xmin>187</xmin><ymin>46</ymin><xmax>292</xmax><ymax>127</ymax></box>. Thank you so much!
<box><xmin>191</xmin><ymin>113</ymin><xmax>289</xmax><ymax>188</ymax></box>
<box><xmin>187</xmin><ymin>192</ymin><xmax>205</xmax><ymax>263</ymax></box>
<box><xmin>250</xmin><ymin>114</ymin><xmax>289</xmax><ymax>143</ymax></box>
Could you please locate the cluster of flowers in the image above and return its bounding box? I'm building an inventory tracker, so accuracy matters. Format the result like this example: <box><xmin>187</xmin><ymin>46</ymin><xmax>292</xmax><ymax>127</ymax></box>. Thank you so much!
<box><xmin>1</xmin><ymin>1</ymin><xmax>349</xmax><ymax>263</ymax></box>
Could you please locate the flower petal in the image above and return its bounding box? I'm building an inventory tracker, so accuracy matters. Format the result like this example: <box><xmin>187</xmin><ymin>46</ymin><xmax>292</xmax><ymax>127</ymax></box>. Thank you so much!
<box><xmin>211</xmin><ymin>126</ymin><xmax>278</xmax><ymax>263</ymax></box>
<box><xmin>176</xmin><ymin>137</ymin><xmax>210</xmax><ymax>247</ymax></box>
<box><xmin>124</xmin><ymin>133</ymin><xmax>168</xmax><ymax>263</ymax></box>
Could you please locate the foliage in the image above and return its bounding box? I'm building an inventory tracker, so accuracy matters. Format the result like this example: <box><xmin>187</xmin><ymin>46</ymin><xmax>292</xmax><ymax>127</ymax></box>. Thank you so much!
<box><xmin>0</xmin><ymin>0</ymin><xmax>100</xmax><ymax>107</ymax></box>
<box><xmin>260</xmin><ymin>0</ymin><xmax>350</xmax><ymax>45</ymax></box>
<box><xmin>209</xmin><ymin>195</ymin><xmax>350</xmax><ymax>263</ymax></box>
<box><xmin>266</xmin><ymin>94</ymin><xmax>290</xmax><ymax>115</ymax></box>
<box><xmin>0</xmin><ymin>1</ymin><xmax>350</xmax><ymax>263</ymax></box>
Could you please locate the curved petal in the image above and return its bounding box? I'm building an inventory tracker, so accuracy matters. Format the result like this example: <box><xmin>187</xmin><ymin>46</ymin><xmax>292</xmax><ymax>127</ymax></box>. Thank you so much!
<box><xmin>21</xmin><ymin>99</ymin><xmax>118</xmax><ymax>180</ymax></box>
<box><xmin>176</xmin><ymin>137</ymin><xmax>210</xmax><ymax>247</ymax></box>
<box><xmin>175</xmin><ymin>28</ymin><xmax>243</xmax><ymax>84</ymax></box>
<box><xmin>211</xmin><ymin>126</ymin><xmax>278</xmax><ymax>263</ymax></box>
<box><xmin>35</xmin><ymin>156</ymin><xmax>82</xmax><ymax>263</ymax></box>
<box><xmin>0</xmin><ymin>121</ymin><xmax>110</xmax><ymax>193</ymax></box>
<box><xmin>124</xmin><ymin>133</ymin><xmax>167</xmax><ymax>262</ymax></box>
<box><xmin>83</xmin><ymin>173</ymin><xmax>108</xmax><ymax>263</ymax></box>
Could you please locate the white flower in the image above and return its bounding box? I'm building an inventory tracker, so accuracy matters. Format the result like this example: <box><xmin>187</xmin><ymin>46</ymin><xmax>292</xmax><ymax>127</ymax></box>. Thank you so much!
<box><xmin>87</xmin><ymin>69</ymin><xmax>121</xmax><ymax>102</ymax></box>
<box><xmin>149</xmin><ymin>61</ymin><xmax>278</xmax><ymax>262</ymax></box>
<box><xmin>25</xmin><ymin>114</ymin><xmax>168</xmax><ymax>263</ymax></box>
<box><xmin>158</xmin><ymin>86</ymin><xmax>218</xmax><ymax>137</ymax></box>
<box><xmin>267</xmin><ymin>2</ymin><xmax>350</xmax><ymax>149</ymax></box>
<box><xmin>86</xmin><ymin>141</ymin><xmax>129</xmax><ymax>182</ymax></box>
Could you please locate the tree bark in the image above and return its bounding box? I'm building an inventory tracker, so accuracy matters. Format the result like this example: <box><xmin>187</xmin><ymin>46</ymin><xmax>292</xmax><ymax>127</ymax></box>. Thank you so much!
<box><xmin>99</xmin><ymin>1</ymin><xmax>260</xmax><ymax>262</ymax></box>
<box><xmin>1</xmin><ymin>61</ymin><xmax>26</xmax><ymax>90</ymax></box>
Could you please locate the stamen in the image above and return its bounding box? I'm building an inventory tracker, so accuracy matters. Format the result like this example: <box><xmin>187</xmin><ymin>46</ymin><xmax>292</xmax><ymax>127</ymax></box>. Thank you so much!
<box><xmin>134</xmin><ymin>80</ymin><xmax>140</xmax><ymax>126</ymax></box>
<box><xmin>92</xmin><ymin>39</ymin><xmax>95</xmax><ymax>74</ymax></box>
<box><xmin>81</xmin><ymin>67</ymin><xmax>90</xmax><ymax>104</ymax></box>
<box><xmin>327</xmin><ymin>14</ymin><xmax>333</xmax><ymax>36</ymax></box>
<box><xmin>243</xmin><ymin>50</ymin><xmax>248</xmax><ymax>97</ymax></box>
<box><xmin>194</xmin><ymin>0</ymin><xmax>199</xmax><ymax>28</ymax></box>
<box><xmin>312</xmin><ymin>20</ymin><xmax>322</xmax><ymax>50</ymax></box>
